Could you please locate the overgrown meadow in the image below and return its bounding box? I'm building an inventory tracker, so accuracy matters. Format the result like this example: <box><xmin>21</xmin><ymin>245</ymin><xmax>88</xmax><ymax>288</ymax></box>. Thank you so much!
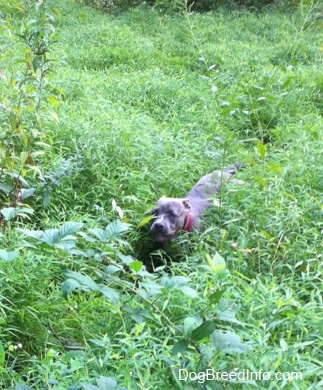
<box><xmin>0</xmin><ymin>0</ymin><xmax>322</xmax><ymax>389</ymax></box>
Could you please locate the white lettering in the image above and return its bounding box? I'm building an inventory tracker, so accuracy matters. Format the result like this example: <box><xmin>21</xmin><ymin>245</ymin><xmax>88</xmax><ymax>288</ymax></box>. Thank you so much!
<box><xmin>177</xmin><ymin>369</ymin><xmax>303</xmax><ymax>383</ymax></box>
<box><xmin>178</xmin><ymin>369</ymin><xmax>188</xmax><ymax>381</ymax></box>
<box><xmin>263</xmin><ymin>372</ymin><xmax>271</xmax><ymax>381</ymax></box>
<box><xmin>205</xmin><ymin>368</ymin><xmax>215</xmax><ymax>381</ymax></box>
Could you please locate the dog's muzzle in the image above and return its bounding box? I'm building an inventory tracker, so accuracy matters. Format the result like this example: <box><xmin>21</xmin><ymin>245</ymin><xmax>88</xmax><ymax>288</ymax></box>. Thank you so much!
<box><xmin>150</xmin><ymin>217</ymin><xmax>171</xmax><ymax>241</ymax></box>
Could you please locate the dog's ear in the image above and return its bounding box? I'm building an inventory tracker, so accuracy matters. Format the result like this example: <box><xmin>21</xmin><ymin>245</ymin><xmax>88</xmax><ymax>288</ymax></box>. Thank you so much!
<box><xmin>182</xmin><ymin>199</ymin><xmax>191</xmax><ymax>210</ymax></box>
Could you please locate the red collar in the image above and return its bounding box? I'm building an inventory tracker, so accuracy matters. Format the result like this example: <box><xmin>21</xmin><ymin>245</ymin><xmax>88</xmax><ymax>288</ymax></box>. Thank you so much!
<box><xmin>183</xmin><ymin>212</ymin><xmax>193</xmax><ymax>232</ymax></box>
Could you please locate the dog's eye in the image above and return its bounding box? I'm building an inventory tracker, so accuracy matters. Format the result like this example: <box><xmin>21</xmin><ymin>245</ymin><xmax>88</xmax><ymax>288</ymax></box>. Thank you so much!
<box><xmin>150</xmin><ymin>208</ymin><xmax>159</xmax><ymax>216</ymax></box>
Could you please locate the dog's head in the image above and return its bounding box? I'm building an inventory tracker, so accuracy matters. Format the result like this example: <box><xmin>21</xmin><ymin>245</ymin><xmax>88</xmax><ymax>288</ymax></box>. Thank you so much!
<box><xmin>149</xmin><ymin>196</ymin><xmax>192</xmax><ymax>241</ymax></box>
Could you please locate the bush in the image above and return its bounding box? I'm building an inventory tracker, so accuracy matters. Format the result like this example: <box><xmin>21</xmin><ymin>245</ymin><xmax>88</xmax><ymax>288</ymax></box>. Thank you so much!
<box><xmin>78</xmin><ymin>0</ymin><xmax>301</xmax><ymax>13</ymax></box>
<box><xmin>0</xmin><ymin>0</ymin><xmax>59</xmax><ymax>226</ymax></box>
<box><xmin>1</xmin><ymin>0</ymin><xmax>322</xmax><ymax>388</ymax></box>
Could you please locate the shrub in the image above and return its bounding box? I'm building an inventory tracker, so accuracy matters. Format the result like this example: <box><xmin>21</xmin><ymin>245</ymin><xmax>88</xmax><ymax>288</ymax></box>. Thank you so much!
<box><xmin>77</xmin><ymin>0</ymin><xmax>301</xmax><ymax>13</ymax></box>
<box><xmin>0</xmin><ymin>0</ymin><xmax>59</xmax><ymax>227</ymax></box>
<box><xmin>1</xmin><ymin>0</ymin><xmax>322</xmax><ymax>388</ymax></box>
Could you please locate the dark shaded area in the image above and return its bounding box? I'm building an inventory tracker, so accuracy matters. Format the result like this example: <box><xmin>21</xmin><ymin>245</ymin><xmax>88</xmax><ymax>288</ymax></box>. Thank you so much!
<box><xmin>81</xmin><ymin>0</ymin><xmax>299</xmax><ymax>14</ymax></box>
<box><xmin>133</xmin><ymin>224</ymin><xmax>189</xmax><ymax>272</ymax></box>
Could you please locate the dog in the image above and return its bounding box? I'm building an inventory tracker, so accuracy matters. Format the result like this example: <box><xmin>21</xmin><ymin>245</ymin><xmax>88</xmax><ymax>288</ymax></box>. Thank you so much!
<box><xmin>149</xmin><ymin>163</ymin><xmax>242</xmax><ymax>241</ymax></box>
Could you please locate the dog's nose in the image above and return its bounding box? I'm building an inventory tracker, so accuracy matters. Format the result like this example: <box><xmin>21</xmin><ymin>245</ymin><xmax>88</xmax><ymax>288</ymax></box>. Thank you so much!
<box><xmin>151</xmin><ymin>222</ymin><xmax>164</xmax><ymax>231</ymax></box>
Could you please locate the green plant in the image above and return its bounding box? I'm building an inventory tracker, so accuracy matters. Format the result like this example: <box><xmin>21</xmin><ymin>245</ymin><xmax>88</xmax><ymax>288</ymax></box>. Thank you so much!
<box><xmin>0</xmin><ymin>0</ymin><xmax>58</xmax><ymax>227</ymax></box>
<box><xmin>0</xmin><ymin>1</ymin><xmax>322</xmax><ymax>388</ymax></box>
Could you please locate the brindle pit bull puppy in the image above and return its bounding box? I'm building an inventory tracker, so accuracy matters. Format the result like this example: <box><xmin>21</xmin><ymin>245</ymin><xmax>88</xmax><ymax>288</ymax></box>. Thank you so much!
<box><xmin>150</xmin><ymin>163</ymin><xmax>242</xmax><ymax>241</ymax></box>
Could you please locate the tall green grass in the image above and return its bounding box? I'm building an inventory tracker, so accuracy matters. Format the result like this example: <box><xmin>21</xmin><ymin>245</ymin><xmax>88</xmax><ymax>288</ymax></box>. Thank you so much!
<box><xmin>0</xmin><ymin>0</ymin><xmax>322</xmax><ymax>388</ymax></box>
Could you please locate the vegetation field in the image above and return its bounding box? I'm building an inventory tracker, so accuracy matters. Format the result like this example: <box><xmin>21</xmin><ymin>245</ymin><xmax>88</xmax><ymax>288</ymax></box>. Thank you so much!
<box><xmin>0</xmin><ymin>0</ymin><xmax>322</xmax><ymax>389</ymax></box>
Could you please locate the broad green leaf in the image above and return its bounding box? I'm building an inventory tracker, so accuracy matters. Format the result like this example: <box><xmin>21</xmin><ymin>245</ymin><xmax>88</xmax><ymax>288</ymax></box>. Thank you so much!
<box><xmin>1</xmin><ymin>207</ymin><xmax>16</xmax><ymax>221</ymax></box>
<box><xmin>80</xmin><ymin>384</ymin><xmax>99</xmax><ymax>390</ymax></box>
<box><xmin>21</xmin><ymin>188</ymin><xmax>36</xmax><ymax>200</ymax></box>
<box><xmin>118</xmin><ymin>254</ymin><xmax>136</xmax><ymax>265</ymax></box>
<box><xmin>58</xmin><ymin>222</ymin><xmax>83</xmax><ymax>237</ymax></box>
<box><xmin>210</xmin><ymin>330</ymin><xmax>251</xmax><ymax>354</ymax></box>
<box><xmin>177</xmin><ymin>286</ymin><xmax>198</xmax><ymax>298</ymax></box>
<box><xmin>97</xmin><ymin>377</ymin><xmax>117</xmax><ymax>390</ymax></box>
<box><xmin>183</xmin><ymin>315</ymin><xmax>203</xmax><ymax>337</ymax></box>
<box><xmin>88</xmin><ymin>222</ymin><xmax>129</xmax><ymax>242</ymax></box>
<box><xmin>0</xmin><ymin>249</ymin><xmax>19</xmax><ymax>262</ymax></box>
<box><xmin>10</xmin><ymin>173</ymin><xmax>29</xmax><ymax>187</ymax></box>
<box><xmin>140</xmin><ymin>281</ymin><xmax>163</xmax><ymax>296</ymax></box>
<box><xmin>99</xmin><ymin>287</ymin><xmax>120</xmax><ymax>304</ymax></box>
<box><xmin>61</xmin><ymin>279</ymin><xmax>81</xmax><ymax>298</ymax></box>
<box><xmin>161</xmin><ymin>276</ymin><xmax>190</xmax><ymax>288</ymax></box>
<box><xmin>129</xmin><ymin>260</ymin><xmax>143</xmax><ymax>273</ymax></box>
<box><xmin>206</xmin><ymin>252</ymin><xmax>226</xmax><ymax>272</ymax></box>
<box><xmin>190</xmin><ymin>321</ymin><xmax>217</xmax><ymax>342</ymax></box>
<box><xmin>124</xmin><ymin>306</ymin><xmax>147</xmax><ymax>323</ymax></box>
<box><xmin>171</xmin><ymin>339</ymin><xmax>189</xmax><ymax>356</ymax></box>
<box><xmin>208</xmin><ymin>290</ymin><xmax>224</xmax><ymax>304</ymax></box>
<box><xmin>15</xmin><ymin>384</ymin><xmax>32</xmax><ymax>390</ymax></box>
<box><xmin>55</xmin><ymin>239</ymin><xmax>78</xmax><ymax>252</ymax></box>
<box><xmin>18</xmin><ymin>222</ymin><xmax>80</xmax><ymax>250</ymax></box>
<box><xmin>64</xmin><ymin>271</ymin><xmax>98</xmax><ymax>292</ymax></box>
<box><xmin>41</xmin><ymin>229</ymin><xmax>60</xmax><ymax>245</ymax></box>
<box><xmin>105</xmin><ymin>265</ymin><xmax>122</xmax><ymax>275</ymax></box>
<box><xmin>217</xmin><ymin>300</ymin><xmax>239</xmax><ymax>324</ymax></box>
<box><xmin>0</xmin><ymin>183</ymin><xmax>11</xmax><ymax>194</ymax></box>
<box><xmin>199</xmin><ymin>344</ymin><xmax>214</xmax><ymax>361</ymax></box>
<box><xmin>105</xmin><ymin>220</ymin><xmax>130</xmax><ymax>240</ymax></box>
<box><xmin>88</xmin><ymin>228</ymin><xmax>107</xmax><ymax>242</ymax></box>
<box><xmin>17</xmin><ymin>228</ymin><xmax>43</xmax><ymax>241</ymax></box>
<box><xmin>78</xmin><ymin>232</ymin><xmax>97</xmax><ymax>243</ymax></box>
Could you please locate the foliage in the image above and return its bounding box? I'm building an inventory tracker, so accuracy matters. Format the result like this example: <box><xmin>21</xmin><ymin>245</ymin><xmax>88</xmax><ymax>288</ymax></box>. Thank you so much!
<box><xmin>77</xmin><ymin>0</ymin><xmax>303</xmax><ymax>13</ymax></box>
<box><xmin>0</xmin><ymin>0</ymin><xmax>322</xmax><ymax>389</ymax></box>
<box><xmin>0</xmin><ymin>0</ymin><xmax>59</xmax><ymax>229</ymax></box>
